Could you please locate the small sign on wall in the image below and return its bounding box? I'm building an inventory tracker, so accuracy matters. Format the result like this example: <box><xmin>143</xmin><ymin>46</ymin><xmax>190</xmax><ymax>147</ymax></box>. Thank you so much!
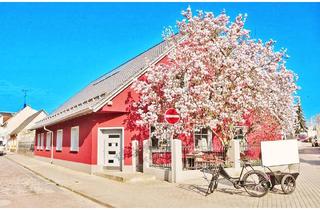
<box><xmin>261</xmin><ymin>139</ymin><xmax>300</xmax><ymax>167</ymax></box>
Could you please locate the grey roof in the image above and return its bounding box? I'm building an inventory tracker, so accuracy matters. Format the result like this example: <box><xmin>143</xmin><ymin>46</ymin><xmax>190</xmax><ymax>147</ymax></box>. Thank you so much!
<box><xmin>33</xmin><ymin>39</ymin><xmax>172</xmax><ymax>129</ymax></box>
<box><xmin>11</xmin><ymin>110</ymin><xmax>46</xmax><ymax>135</ymax></box>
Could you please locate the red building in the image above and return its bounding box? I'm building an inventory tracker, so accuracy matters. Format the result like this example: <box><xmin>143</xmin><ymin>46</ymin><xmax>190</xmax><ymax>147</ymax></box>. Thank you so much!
<box><xmin>33</xmin><ymin>40</ymin><xmax>172</xmax><ymax>173</ymax></box>
<box><xmin>33</xmin><ymin>39</ymin><xmax>279</xmax><ymax>174</ymax></box>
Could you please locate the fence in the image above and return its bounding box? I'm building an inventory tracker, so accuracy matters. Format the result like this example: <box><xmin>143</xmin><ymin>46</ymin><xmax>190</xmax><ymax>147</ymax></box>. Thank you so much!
<box><xmin>182</xmin><ymin>143</ymin><xmax>229</xmax><ymax>170</ymax></box>
<box><xmin>149</xmin><ymin>144</ymin><xmax>171</xmax><ymax>169</ymax></box>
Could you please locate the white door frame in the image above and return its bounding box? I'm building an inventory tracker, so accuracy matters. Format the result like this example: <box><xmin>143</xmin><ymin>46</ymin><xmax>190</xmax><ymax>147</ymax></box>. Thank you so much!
<box><xmin>97</xmin><ymin>127</ymin><xmax>124</xmax><ymax>171</ymax></box>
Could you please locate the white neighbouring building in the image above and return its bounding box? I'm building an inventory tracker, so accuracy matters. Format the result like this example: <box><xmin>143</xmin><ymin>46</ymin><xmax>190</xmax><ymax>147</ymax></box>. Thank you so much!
<box><xmin>9</xmin><ymin>110</ymin><xmax>47</xmax><ymax>153</ymax></box>
<box><xmin>0</xmin><ymin>112</ymin><xmax>14</xmax><ymax>145</ymax></box>
<box><xmin>0</xmin><ymin>106</ymin><xmax>46</xmax><ymax>152</ymax></box>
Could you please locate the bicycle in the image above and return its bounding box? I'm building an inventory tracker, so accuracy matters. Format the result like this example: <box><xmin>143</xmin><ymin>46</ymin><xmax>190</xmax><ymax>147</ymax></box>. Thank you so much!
<box><xmin>201</xmin><ymin>160</ymin><xmax>270</xmax><ymax>197</ymax></box>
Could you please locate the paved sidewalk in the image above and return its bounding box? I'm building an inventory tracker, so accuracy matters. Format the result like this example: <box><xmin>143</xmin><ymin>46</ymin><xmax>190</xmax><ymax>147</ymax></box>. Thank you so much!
<box><xmin>5</xmin><ymin>143</ymin><xmax>320</xmax><ymax>208</ymax></box>
<box><xmin>0</xmin><ymin>157</ymin><xmax>102</xmax><ymax>208</ymax></box>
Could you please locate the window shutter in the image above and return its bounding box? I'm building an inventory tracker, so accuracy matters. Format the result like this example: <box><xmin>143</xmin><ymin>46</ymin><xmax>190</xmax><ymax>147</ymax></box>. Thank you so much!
<box><xmin>70</xmin><ymin>126</ymin><xmax>79</xmax><ymax>152</ymax></box>
<box><xmin>40</xmin><ymin>133</ymin><xmax>44</xmax><ymax>150</ymax></box>
<box><xmin>208</xmin><ymin>129</ymin><xmax>213</xmax><ymax>151</ymax></box>
<box><xmin>46</xmin><ymin>132</ymin><xmax>51</xmax><ymax>150</ymax></box>
<box><xmin>56</xmin><ymin>130</ymin><xmax>63</xmax><ymax>151</ymax></box>
<box><xmin>37</xmin><ymin>134</ymin><xmax>40</xmax><ymax>149</ymax></box>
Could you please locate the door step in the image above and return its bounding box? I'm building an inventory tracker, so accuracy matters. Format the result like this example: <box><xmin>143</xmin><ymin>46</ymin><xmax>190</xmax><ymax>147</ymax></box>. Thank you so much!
<box><xmin>94</xmin><ymin>171</ymin><xmax>156</xmax><ymax>183</ymax></box>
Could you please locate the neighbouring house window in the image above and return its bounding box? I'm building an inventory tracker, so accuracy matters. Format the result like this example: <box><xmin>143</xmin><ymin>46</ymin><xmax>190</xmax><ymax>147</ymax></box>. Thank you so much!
<box><xmin>46</xmin><ymin>132</ymin><xmax>52</xmax><ymax>151</ymax></box>
<box><xmin>37</xmin><ymin>134</ymin><xmax>40</xmax><ymax>150</ymax></box>
<box><xmin>194</xmin><ymin>127</ymin><xmax>213</xmax><ymax>151</ymax></box>
<box><xmin>56</xmin><ymin>129</ymin><xmax>63</xmax><ymax>151</ymax></box>
<box><xmin>70</xmin><ymin>126</ymin><xmax>79</xmax><ymax>152</ymax></box>
<box><xmin>40</xmin><ymin>133</ymin><xmax>44</xmax><ymax>150</ymax></box>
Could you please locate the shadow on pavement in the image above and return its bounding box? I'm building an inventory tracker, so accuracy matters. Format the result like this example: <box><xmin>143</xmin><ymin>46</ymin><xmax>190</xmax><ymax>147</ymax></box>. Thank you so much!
<box><xmin>299</xmin><ymin>146</ymin><xmax>320</xmax><ymax>155</ymax></box>
<box><xmin>300</xmin><ymin>158</ymin><xmax>320</xmax><ymax>166</ymax></box>
<box><xmin>177</xmin><ymin>178</ymin><xmax>249</xmax><ymax>197</ymax></box>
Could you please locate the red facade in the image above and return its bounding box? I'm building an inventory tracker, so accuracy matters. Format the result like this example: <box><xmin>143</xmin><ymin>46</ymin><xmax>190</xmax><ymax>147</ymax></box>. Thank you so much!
<box><xmin>34</xmin><ymin>84</ymin><xmax>142</xmax><ymax>166</ymax></box>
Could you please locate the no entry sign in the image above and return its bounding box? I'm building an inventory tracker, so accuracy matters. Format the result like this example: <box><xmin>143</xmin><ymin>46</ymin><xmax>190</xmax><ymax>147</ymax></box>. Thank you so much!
<box><xmin>164</xmin><ymin>108</ymin><xmax>180</xmax><ymax>125</ymax></box>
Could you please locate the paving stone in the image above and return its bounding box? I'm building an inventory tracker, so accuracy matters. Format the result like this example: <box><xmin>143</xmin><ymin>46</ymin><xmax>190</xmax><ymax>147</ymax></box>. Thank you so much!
<box><xmin>3</xmin><ymin>142</ymin><xmax>320</xmax><ymax>208</ymax></box>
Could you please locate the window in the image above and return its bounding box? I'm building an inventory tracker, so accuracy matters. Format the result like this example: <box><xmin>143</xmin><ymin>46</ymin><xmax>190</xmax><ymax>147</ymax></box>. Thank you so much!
<box><xmin>150</xmin><ymin>124</ymin><xmax>171</xmax><ymax>150</ymax></box>
<box><xmin>70</xmin><ymin>126</ymin><xmax>79</xmax><ymax>152</ymax></box>
<box><xmin>194</xmin><ymin>127</ymin><xmax>213</xmax><ymax>151</ymax></box>
<box><xmin>37</xmin><ymin>134</ymin><xmax>40</xmax><ymax>150</ymax></box>
<box><xmin>56</xmin><ymin>129</ymin><xmax>63</xmax><ymax>151</ymax></box>
<box><xmin>234</xmin><ymin>127</ymin><xmax>244</xmax><ymax>140</ymax></box>
<box><xmin>46</xmin><ymin>132</ymin><xmax>52</xmax><ymax>150</ymax></box>
<box><xmin>150</xmin><ymin>126</ymin><xmax>159</xmax><ymax>148</ymax></box>
<box><xmin>233</xmin><ymin>126</ymin><xmax>248</xmax><ymax>152</ymax></box>
<box><xmin>40</xmin><ymin>133</ymin><xmax>44</xmax><ymax>150</ymax></box>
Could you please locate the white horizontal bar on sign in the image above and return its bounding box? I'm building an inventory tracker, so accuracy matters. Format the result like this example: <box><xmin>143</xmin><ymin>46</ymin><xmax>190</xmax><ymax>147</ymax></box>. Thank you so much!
<box><xmin>165</xmin><ymin>115</ymin><xmax>180</xmax><ymax>118</ymax></box>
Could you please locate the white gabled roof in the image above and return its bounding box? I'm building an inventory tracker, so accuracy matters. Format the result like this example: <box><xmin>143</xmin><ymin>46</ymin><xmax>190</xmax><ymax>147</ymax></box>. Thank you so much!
<box><xmin>33</xmin><ymin>39</ymin><xmax>172</xmax><ymax>129</ymax></box>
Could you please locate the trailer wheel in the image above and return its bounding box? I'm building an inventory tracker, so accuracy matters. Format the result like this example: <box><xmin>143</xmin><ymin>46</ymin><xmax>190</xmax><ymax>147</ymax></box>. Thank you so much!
<box><xmin>281</xmin><ymin>174</ymin><xmax>296</xmax><ymax>194</ymax></box>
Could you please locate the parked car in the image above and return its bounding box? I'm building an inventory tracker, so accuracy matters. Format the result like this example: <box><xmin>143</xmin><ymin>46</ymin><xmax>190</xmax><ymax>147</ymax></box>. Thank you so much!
<box><xmin>0</xmin><ymin>141</ymin><xmax>5</xmax><ymax>156</ymax></box>
<box><xmin>311</xmin><ymin>136</ymin><xmax>319</xmax><ymax>147</ymax></box>
<box><xmin>297</xmin><ymin>132</ymin><xmax>308</xmax><ymax>142</ymax></box>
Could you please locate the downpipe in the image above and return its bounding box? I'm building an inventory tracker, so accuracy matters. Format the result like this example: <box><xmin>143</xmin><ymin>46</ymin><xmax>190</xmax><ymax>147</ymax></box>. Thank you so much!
<box><xmin>44</xmin><ymin>126</ymin><xmax>54</xmax><ymax>164</ymax></box>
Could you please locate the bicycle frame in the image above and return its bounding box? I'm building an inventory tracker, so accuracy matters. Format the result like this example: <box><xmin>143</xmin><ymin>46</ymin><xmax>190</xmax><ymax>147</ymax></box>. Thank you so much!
<box><xmin>203</xmin><ymin>161</ymin><xmax>270</xmax><ymax>197</ymax></box>
<box><xmin>218</xmin><ymin>162</ymin><xmax>255</xmax><ymax>186</ymax></box>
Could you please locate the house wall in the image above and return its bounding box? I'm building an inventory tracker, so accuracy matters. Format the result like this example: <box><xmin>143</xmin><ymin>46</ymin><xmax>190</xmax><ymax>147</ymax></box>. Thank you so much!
<box><xmin>33</xmin><ymin>111</ymin><xmax>146</xmax><ymax>167</ymax></box>
<box><xmin>34</xmin><ymin>114</ymin><xmax>96</xmax><ymax>164</ymax></box>
<box><xmin>0</xmin><ymin>107</ymin><xmax>37</xmax><ymax>145</ymax></box>
<box><xmin>34</xmin><ymin>87</ymin><xmax>144</xmax><ymax>166</ymax></box>
<box><xmin>17</xmin><ymin>130</ymin><xmax>35</xmax><ymax>154</ymax></box>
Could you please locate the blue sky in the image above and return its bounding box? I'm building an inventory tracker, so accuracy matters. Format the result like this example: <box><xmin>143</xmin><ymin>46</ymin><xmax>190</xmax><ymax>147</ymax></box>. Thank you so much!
<box><xmin>0</xmin><ymin>3</ymin><xmax>319</xmax><ymax>120</ymax></box>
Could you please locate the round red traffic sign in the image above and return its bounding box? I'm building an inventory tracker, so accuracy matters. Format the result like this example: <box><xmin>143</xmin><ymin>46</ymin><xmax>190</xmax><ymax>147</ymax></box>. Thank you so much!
<box><xmin>164</xmin><ymin>108</ymin><xmax>180</xmax><ymax>125</ymax></box>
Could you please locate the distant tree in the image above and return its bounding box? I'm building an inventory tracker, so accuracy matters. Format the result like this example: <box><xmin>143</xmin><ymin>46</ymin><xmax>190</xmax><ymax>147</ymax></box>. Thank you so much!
<box><xmin>294</xmin><ymin>102</ymin><xmax>307</xmax><ymax>134</ymax></box>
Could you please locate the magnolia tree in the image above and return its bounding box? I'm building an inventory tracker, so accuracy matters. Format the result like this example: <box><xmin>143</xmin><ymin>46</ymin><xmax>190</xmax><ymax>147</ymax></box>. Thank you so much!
<box><xmin>130</xmin><ymin>7</ymin><xmax>298</xmax><ymax>149</ymax></box>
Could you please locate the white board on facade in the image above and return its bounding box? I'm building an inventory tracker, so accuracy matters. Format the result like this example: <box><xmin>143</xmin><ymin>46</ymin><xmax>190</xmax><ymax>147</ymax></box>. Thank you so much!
<box><xmin>261</xmin><ymin>139</ymin><xmax>299</xmax><ymax>167</ymax></box>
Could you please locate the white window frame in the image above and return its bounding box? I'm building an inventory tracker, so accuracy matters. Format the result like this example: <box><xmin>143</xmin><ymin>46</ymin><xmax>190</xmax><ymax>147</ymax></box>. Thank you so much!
<box><xmin>70</xmin><ymin>126</ymin><xmax>79</xmax><ymax>152</ymax></box>
<box><xmin>56</xmin><ymin>129</ymin><xmax>63</xmax><ymax>151</ymax></box>
<box><xmin>194</xmin><ymin>126</ymin><xmax>213</xmax><ymax>152</ymax></box>
<box><xmin>37</xmin><ymin>134</ymin><xmax>40</xmax><ymax>150</ymax></box>
<box><xmin>46</xmin><ymin>132</ymin><xmax>52</xmax><ymax>151</ymax></box>
<box><xmin>40</xmin><ymin>133</ymin><xmax>44</xmax><ymax>150</ymax></box>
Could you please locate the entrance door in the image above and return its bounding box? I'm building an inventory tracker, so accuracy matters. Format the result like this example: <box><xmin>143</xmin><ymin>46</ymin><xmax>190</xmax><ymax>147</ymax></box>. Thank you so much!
<box><xmin>104</xmin><ymin>133</ymin><xmax>121</xmax><ymax>168</ymax></box>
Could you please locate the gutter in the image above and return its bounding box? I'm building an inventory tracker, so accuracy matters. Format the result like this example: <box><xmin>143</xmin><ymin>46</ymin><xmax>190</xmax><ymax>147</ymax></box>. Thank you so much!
<box><xmin>44</xmin><ymin>126</ymin><xmax>54</xmax><ymax>164</ymax></box>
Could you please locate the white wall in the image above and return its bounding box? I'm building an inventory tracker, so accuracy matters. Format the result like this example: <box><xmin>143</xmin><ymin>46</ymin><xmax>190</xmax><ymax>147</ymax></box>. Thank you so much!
<box><xmin>0</xmin><ymin>106</ymin><xmax>38</xmax><ymax>145</ymax></box>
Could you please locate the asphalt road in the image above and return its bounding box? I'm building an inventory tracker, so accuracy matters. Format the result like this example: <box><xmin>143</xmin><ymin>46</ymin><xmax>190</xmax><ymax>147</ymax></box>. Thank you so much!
<box><xmin>0</xmin><ymin>156</ymin><xmax>102</xmax><ymax>208</ymax></box>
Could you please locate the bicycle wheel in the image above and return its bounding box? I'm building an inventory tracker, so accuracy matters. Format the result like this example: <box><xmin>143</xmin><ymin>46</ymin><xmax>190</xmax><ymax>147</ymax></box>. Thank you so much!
<box><xmin>211</xmin><ymin>178</ymin><xmax>219</xmax><ymax>193</ymax></box>
<box><xmin>207</xmin><ymin>175</ymin><xmax>219</xmax><ymax>194</ymax></box>
<box><xmin>281</xmin><ymin>174</ymin><xmax>296</xmax><ymax>194</ymax></box>
<box><xmin>242</xmin><ymin>170</ymin><xmax>270</xmax><ymax>197</ymax></box>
